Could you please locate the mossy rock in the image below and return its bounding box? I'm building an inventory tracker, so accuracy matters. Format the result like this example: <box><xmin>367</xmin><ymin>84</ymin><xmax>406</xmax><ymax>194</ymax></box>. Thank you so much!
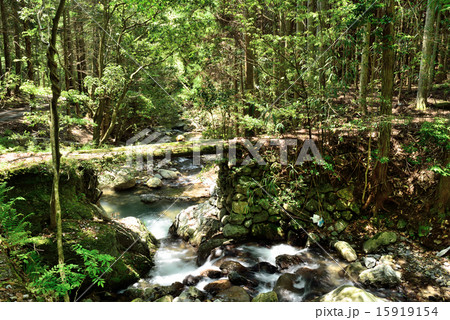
<box><xmin>252</xmin><ymin>291</ymin><xmax>278</xmax><ymax>302</ymax></box>
<box><xmin>363</xmin><ymin>231</ymin><xmax>397</xmax><ymax>253</ymax></box>
<box><xmin>251</xmin><ymin>223</ymin><xmax>284</xmax><ymax>241</ymax></box>
<box><xmin>337</xmin><ymin>187</ymin><xmax>354</xmax><ymax>201</ymax></box>
<box><xmin>4</xmin><ymin>164</ymin><xmax>100</xmax><ymax>234</ymax></box>
<box><xmin>222</xmin><ymin>224</ymin><xmax>249</xmax><ymax>239</ymax></box>
<box><xmin>232</xmin><ymin>201</ymin><xmax>248</xmax><ymax>214</ymax></box>
<box><xmin>38</xmin><ymin>217</ymin><xmax>158</xmax><ymax>292</ymax></box>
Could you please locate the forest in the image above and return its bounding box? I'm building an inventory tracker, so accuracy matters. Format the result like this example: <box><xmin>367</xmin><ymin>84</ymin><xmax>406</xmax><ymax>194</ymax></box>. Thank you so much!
<box><xmin>0</xmin><ymin>0</ymin><xmax>449</xmax><ymax>304</ymax></box>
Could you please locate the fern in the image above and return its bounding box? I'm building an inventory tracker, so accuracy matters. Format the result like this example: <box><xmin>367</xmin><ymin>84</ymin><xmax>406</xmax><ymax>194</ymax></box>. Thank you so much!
<box><xmin>0</xmin><ymin>182</ymin><xmax>33</xmax><ymax>247</ymax></box>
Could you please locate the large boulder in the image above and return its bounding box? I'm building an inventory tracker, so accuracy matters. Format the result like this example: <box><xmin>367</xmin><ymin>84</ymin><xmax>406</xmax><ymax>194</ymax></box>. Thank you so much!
<box><xmin>219</xmin><ymin>260</ymin><xmax>248</xmax><ymax>275</ymax></box>
<box><xmin>363</xmin><ymin>231</ymin><xmax>397</xmax><ymax>253</ymax></box>
<box><xmin>39</xmin><ymin>217</ymin><xmax>158</xmax><ymax>291</ymax></box>
<box><xmin>275</xmin><ymin>254</ymin><xmax>305</xmax><ymax>270</ymax></box>
<box><xmin>320</xmin><ymin>285</ymin><xmax>385</xmax><ymax>302</ymax></box>
<box><xmin>169</xmin><ymin>201</ymin><xmax>221</xmax><ymax>246</ymax></box>
<box><xmin>112</xmin><ymin>170</ymin><xmax>136</xmax><ymax>191</ymax></box>
<box><xmin>157</xmin><ymin>169</ymin><xmax>179</xmax><ymax>180</ymax></box>
<box><xmin>358</xmin><ymin>264</ymin><xmax>402</xmax><ymax>287</ymax></box>
<box><xmin>146</xmin><ymin>177</ymin><xmax>163</xmax><ymax>188</ymax></box>
<box><xmin>273</xmin><ymin>273</ymin><xmax>304</xmax><ymax>302</ymax></box>
<box><xmin>334</xmin><ymin>241</ymin><xmax>357</xmax><ymax>262</ymax></box>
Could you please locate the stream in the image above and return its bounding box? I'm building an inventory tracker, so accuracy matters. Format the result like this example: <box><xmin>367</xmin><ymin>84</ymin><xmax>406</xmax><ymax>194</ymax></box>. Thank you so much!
<box><xmin>100</xmin><ymin>180</ymin><xmax>354</xmax><ymax>301</ymax></box>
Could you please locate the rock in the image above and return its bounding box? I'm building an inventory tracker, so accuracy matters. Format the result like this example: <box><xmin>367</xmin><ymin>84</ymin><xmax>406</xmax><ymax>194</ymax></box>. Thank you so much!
<box><xmin>176</xmin><ymin>287</ymin><xmax>206</xmax><ymax>302</ymax></box>
<box><xmin>41</xmin><ymin>217</ymin><xmax>158</xmax><ymax>292</ymax></box>
<box><xmin>232</xmin><ymin>201</ymin><xmax>248</xmax><ymax>214</ymax></box>
<box><xmin>196</xmin><ymin>237</ymin><xmax>228</xmax><ymax>266</ymax></box>
<box><xmin>219</xmin><ymin>260</ymin><xmax>248</xmax><ymax>275</ymax></box>
<box><xmin>275</xmin><ymin>254</ymin><xmax>305</xmax><ymax>270</ymax></box>
<box><xmin>204</xmin><ymin>279</ymin><xmax>232</xmax><ymax>295</ymax></box>
<box><xmin>176</xmin><ymin>135</ymin><xmax>185</xmax><ymax>142</ymax></box>
<box><xmin>251</xmin><ymin>223</ymin><xmax>284</xmax><ymax>241</ymax></box>
<box><xmin>157</xmin><ymin>169</ymin><xmax>179</xmax><ymax>180</ymax></box>
<box><xmin>216</xmin><ymin>286</ymin><xmax>251</xmax><ymax>302</ymax></box>
<box><xmin>359</xmin><ymin>264</ymin><xmax>402</xmax><ymax>287</ymax></box>
<box><xmin>250</xmin><ymin>262</ymin><xmax>278</xmax><ymax>274</ymax></box>
<box><xmin>228</xmin><ymin>271</ymin><xmax>254</xmax><ymax>286</ymax></box>
<box><xmin>200</xmin><ymin>269</ymin><xmax>223</xmax><ymax>279</ymax></box>
<box><xmin>379</xmin><ymin>255</ymin><xmax>395</xmax><ymax>267</ymax></box>
<box><xmin>146</xmin><ymin>177</ymin><xmax>163</xmax><ymax>188</ymax></box>
<box><xmin>363</xmin><ymin>231</ymin><xmax>397</xmax><ymax>253</ymax></box>
<box><xmin>169</xmin><ymin>201</ymin><xmax>221</xmax><ymax>246</ymax></box>
<box><xmin>344</xmin><ymin>261</ymin><xmax>366</xmax><ymax>279</ymax></box>
<box><xmin>124</xmin><ymin>283</ymin><xmax>179</xmax><ymax>301</ymax></box>
<box><xmin>252</xmin><ymin>291</ymin><xmax>278</xmax><ymax>302</ymax></box>
<box><xmin>253</xmin><ymin>211</ymin><xmax>269</xmax><ymax>223</ymax></box>
<box><xmin>334</xmin><ymin>241</ymin><xmax>357</xmax><ymax>262</ymax></box>
<box><xmin>113</xmin><ymin>174</ymin><xmax>136</xmax><ymax>191</ymax></box>
<box><xmin>183</xmin><ymin>275</ymin><xmax>201</xmax><ymax>286</ymax></box>
<box><xmin>319</xmin><ymin>285</ymin><xmax>385</xmax><ymax>302</ymax></box>
<box><xmin>334</xmin><ymin>220</ymin><xmax>348</xmax><ymax>233</ymax></box>
<box><xmin>155</xmin><ymin>295</ymin><xmax>173</xmax><ymax>302</ymax></box>
<box><xmin>337</xmin><ymin>188</ymin><xmax>354</xmax><ymax>201</ymax></box>
<box><xmin>140</xmin><ymin>194</ymin><xmax>161</xmax><ymax>203</ymax></box>
<box><xmin>305</xmin><ymin>233</ymin><xmax>323</xmax><ymax>248</ymax></box>
<box><xmin>274</xmin><ymin>273</ymin><xmax>303</xmax><ymax>302</ymax></box>
<box><xmin>229</xmin><ymin>213</ymin><xmax>246</xmax><ymax>224</ymax></box>
<box><xmin>364</xmin><ymin>256</ymin><xmax>377</xmax><ymax>269</ymax></box>
<box><xmin>222</xmin><ymin>224</ymin><xmax>249</xmax><ymax>239</ymax></box>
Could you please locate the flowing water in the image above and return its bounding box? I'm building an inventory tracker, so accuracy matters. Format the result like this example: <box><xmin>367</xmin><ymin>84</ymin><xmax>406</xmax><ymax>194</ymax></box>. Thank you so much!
<box><xmin>100</xmin><ymin>186</ymin><xmax>353</xmax><ymax>301</ymax></box>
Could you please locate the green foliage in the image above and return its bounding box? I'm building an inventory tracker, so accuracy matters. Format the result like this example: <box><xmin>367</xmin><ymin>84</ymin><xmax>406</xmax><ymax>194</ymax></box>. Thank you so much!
<box><xmin>0</xmin><ymin>182</ymin><xmax>32</xmax><ymax>247</ymax></box>
<box><xmin>30</xmin><ymin>244</ymin><xmax>115</xmax><ymax>300</ymax></box>
<box><xmin>420</xmin><ymin>118</ymin><xmax>450</xmax><ymax>149</ymax></box>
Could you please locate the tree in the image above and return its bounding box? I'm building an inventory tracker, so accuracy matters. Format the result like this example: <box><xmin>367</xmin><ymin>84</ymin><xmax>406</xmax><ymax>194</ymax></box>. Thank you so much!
<box><xmin>0</xmin><ymin>0</ymin><xmax>12</xmax><ymax>96</ymax></box>
<box><xmin>359</xmin><ymin>19</ymin><xmax>371</xmax><ymax>114</ymax></box>
<box><xmin>46</xmin><ymin>0</ymin><xmax>69</xmax><ymax>302</ymax></box>
<box><xmin>373</xmin><ymin>0</ymin><xmax>395</xmax><ymax>211</ymax></box>
<box><xmin>416</xmin><ymin>0</ymin><xmax>438</xmax><ymax>110</ymax></box>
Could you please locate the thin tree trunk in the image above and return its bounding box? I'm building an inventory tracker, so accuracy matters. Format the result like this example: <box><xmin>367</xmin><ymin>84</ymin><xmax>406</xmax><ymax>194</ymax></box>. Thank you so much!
<box><xmin>416</xmin><ymin>0</ymin><xmax>438</xmax><ymax>110</ymax></box>
<box><xmin>75</xmin><ymin>15</ymin><xmax>87</xmax><ymax>92</ymax></box>
<box><xmin>47</xmin><ymin>0</ymin><xmax>69</xmax><ymax>302</ymax></box>
<box><xmin>436</xmin><ymin>151</ymin><xmax>450</xmax><ymax>213</ymax></box>
<box><xmin>23</xmin><ymin>19</ymin><xmax>33</xmax><ymax>82</ymax></box>
<box><xmin>0</xmin><ymin>0</ymin><xmax>11</xmax><ymax>96</ymax></box>
<box><xmin>359</xmin><ymin>20</ymin><xmax>371</xmax><ymax>114</ymax></box>
<box><xmin>435</xmin><ymin>31</ymin><xmax>447</xmax><ymax>83</ymax></box>
<box><xmin>428</xmin><ymin>3</ymin><xmax>441</xmax><ymax>93</ymax></box>
<box><xmin>374</xmin><ymin>0</ymin><xmax>394</xmax><ymax>211</ymax></box>
<box><xmin>11</xmin><ymin>0</ymin><xmax>21</xmax><ymax>94</ymax></box>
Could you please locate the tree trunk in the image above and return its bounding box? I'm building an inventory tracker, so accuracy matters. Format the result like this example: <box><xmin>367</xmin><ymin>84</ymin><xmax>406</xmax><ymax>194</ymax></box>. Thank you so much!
<box><xmin>74</xmin><ymin>12</ymin><xmax>87</xmax><ymax>92</ymax></box>
<box><xmin>47</xmin><ymin>0</ymin><xmax>69</xmax><ymax>302</ymax></box>
<box><xmin>359</xmin><ymin>20</ymin><xmax>371</xmax><ymax>114</ymax></box>
<box><xmin>428</xmin><ymin>3</ymin><xmax>441</xmax><ymax>93</ymax></box>
<box><xmin>416</xmin><ymin>0</ymin><xmax>438</xmax><ymax>110</ymax></box>
<box><xmin>374</xmin><ymin>0</ymin><xmax>394</xmax><ymax>211</ymax></box>
<box><xmin>0</xmin><ymin>0</ymin><xmax>12</xmax><ymax>96</ymax></box>
<box><xmin>23</xmin><ymin>19</ymin><xmax>34</xmax><ymax>83</ymax></box>
<box><xmin>11</xmin><ymin>0</ymin><xmax>21</xmax><ymax>94</ymax></box>
<box><xmin>436</xmin><ymin>151</ymin><xmax>450</xmax><ymax>214</ymax></box>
